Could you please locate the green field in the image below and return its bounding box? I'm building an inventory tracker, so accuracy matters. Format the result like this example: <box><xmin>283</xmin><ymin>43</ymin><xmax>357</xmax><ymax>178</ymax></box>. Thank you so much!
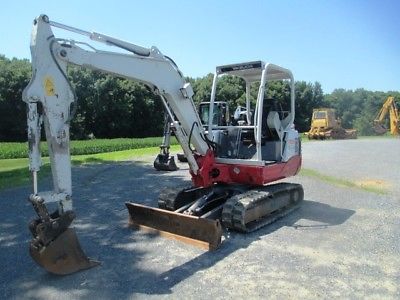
<box><xmin>0</xmin><ymin>137</ymin><xmax>179</xmax><ymax>159</ymax></box>
<box><xmin>0</xmin><ymin>135</ymin><xmax>392</xmax><ymax>191</ymax></box>
<box><xmin>0</xmin><ymin>140</ymin><xmax>181</xmax><ymax>190</ymax></box>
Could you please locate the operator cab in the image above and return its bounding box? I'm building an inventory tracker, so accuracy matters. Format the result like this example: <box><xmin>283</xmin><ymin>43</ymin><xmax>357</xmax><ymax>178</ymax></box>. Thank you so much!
<box><xmin>313</xmin><ymin>111</ymin><xmax>327</xmax><ymax>119</ymax></box>
<box><xmin>206</xmin><ymin>61</ymin><xmax>298</xmax><ymax>165</ymax></box>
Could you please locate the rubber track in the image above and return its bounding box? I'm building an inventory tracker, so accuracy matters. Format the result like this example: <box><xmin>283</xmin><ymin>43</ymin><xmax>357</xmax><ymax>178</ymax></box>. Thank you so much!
<box><xmin>222</xmin><ymin>183</ymin><xmax>304</xmax><ymax>233</ymax></box>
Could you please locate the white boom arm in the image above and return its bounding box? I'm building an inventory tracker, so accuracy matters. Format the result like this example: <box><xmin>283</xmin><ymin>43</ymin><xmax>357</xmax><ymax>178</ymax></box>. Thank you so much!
<box><xmin>22</xmin><ymin>15</ymin><xmax>210</xmax><ymax>212</ymax></box>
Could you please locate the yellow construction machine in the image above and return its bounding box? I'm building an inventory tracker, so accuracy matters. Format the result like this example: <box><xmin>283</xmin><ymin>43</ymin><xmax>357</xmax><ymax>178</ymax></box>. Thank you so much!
<box><xmin>373</xmin><ymin>96</ymin><xmax>399</xmax><ymax>136</ymax></box>
<box><xmin>306</xmin><ymin>108</ymin><xmax>357</xmax><ymax>140</ymax></box>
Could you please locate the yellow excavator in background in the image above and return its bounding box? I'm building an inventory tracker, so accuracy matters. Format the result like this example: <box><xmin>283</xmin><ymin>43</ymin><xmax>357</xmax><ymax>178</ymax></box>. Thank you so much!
<box><xmin>306</xmin><ymin>108</ymin><xmax>357</xmax><ymax>139</ymax></box>
<box><xmin>373</xmin><ymin>96</ymin><xmax>399</xmax><ymax>136</ymax></box>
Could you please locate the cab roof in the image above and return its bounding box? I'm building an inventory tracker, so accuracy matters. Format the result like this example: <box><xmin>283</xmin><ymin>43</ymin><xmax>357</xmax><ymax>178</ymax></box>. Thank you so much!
<box><xmin>216</xmin><ymin>61</ymin><xmax>293</xmax><ymax>83</ymax></box>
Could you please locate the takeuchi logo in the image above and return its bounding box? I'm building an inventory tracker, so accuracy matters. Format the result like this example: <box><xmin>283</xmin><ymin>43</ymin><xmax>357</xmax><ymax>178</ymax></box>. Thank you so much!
<box><xmin>232</xmin><ymin>64</ymin><xmax>254</xmax><ymax>71</ymax></box>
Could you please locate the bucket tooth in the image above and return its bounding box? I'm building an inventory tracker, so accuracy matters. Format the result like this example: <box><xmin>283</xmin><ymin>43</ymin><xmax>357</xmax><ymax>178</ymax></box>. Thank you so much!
<box><xmin>29</xmin><ymin>228</ymin><xmax>100</xmax><ymax>275</ymax></box>
<box><xmin>125</xmin><ymin>202</ymin><xmax>222</xmax><ymax>250</ymax></box>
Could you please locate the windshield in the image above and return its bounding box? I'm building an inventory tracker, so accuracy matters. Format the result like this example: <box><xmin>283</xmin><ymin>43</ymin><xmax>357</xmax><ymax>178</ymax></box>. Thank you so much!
<box><xmin>200</xmin><ymin>105</ymin><xmax>210</xmax><ymax>124</ymax></box>
<box><xmin>314</xmin><ymin>111</ymin><xmax>326</xmax><ymax>119</ymax></box>
<box><xmin>199</xmin><ymin>103</ymin><xmax>224</xmax><ymax>126</ymax></box>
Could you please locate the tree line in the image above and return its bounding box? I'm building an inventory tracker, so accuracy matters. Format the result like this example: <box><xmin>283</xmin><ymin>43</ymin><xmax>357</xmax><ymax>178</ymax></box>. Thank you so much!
<box><xmin>0</xmin><ymin>55</ymin><xmax>398</xmax><ymax>141</ymax></box>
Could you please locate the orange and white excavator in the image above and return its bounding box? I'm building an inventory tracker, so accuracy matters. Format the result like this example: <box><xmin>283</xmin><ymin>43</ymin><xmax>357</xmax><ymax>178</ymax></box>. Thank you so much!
<box><xmin>23</xmin><ymin>15</ymin><xmax>303</xmax><ymax>275</ymax></box>
<box><xmin>373</xmin><ymin>96</ymin><xmax>399</xmax><ymax>136</ymax></box>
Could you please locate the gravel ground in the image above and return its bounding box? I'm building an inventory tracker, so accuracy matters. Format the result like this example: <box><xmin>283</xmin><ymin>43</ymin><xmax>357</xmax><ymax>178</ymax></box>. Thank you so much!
<box><xmin>0</xmin><ymin>138</ymin><xmax>399</xmax><ymax>299</ymax></box>
<box><xmin>302</xmin><ymin>138</ymin><xmax>400</xmax><ymax>194</ymax></box>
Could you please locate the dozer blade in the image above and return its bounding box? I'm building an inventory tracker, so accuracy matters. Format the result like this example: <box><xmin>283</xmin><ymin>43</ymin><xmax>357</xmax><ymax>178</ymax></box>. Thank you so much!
<box><xmin>29</xmin><ymin>228</ymin><xmax>100</xmax><ymax>275</ymax></box>
<box><xmin>125</xmin><ymin>202</ymin><xmax>222</xmax><ymax>250</ymax></box>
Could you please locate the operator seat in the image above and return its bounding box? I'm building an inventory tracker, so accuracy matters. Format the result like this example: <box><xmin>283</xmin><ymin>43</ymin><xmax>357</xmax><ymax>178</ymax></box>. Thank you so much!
<box><xmin>267</xmin><ymin>111</ymin><xmax>284</xmax><ymax>140</ymax></box>
<box><xmin>261</xmin><ymin>99</ymin><xmax>280</xmax><ymax>142</ymax></box>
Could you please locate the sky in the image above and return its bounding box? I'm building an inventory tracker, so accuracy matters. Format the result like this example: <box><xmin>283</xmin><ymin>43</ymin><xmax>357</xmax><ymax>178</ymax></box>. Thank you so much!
<box><xmin>0</xmin><ymin>0</ymin><xmax>399</xmax><ymax>93</ymax></box>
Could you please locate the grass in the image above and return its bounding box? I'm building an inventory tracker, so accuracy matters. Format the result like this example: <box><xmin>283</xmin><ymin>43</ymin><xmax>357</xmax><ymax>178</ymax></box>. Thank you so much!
<box><xmin>0</xmin><ymin>144</ymin><xmax>181</xmax><ymax>190</ymax></box>
<box><xmin>70</xmin><ymin>144</ymin><xmax>181</xmax><ymax>163</ymax></box>
<box><xmin>0</xmin><ymin>137</ymin><xmax>179</xmax><ymax>159</ymax></box>
<box><xmin>300</xmin><ymin>168</ymin><xmax>388</xmax><ymax>195</ymax></box>
<box><xmin>0</xmin><ymin>158</ymin><xmax>35</xmax><ymax>172</ymax></box>
<box><xmin>0</xmin><ymin>165</ymin><xmax>52</xmax><ymax>191</ymax></box>
<box><xmin>1</xmin><ymin>135</ymin><xmax>393</xmax><ymax>193</ymax></box>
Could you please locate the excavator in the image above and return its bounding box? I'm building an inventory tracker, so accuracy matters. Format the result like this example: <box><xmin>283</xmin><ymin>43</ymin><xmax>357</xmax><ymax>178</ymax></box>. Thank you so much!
<box><xmin>23</xmin><ymin>15</ymin><xmax>303</xmax><ymax>275</ymax></box>
<box><xmin>373</xmin><ymin>96</ymin><xmax>399</xmax><ymax>136</ymax></box>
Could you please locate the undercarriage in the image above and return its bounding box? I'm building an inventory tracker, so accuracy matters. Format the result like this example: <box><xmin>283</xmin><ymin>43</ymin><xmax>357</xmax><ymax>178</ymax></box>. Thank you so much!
<box><xmin>126</xmin><ymin>182</ymin><xmax>304</xmax><ymax>249</ymax></box>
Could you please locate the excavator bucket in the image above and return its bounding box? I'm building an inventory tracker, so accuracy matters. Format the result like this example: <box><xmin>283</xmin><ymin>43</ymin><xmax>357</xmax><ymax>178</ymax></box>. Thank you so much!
<box><xmin>125</xmin><ymin>202</ymin><xmax>223</xmax><ymax>250</ymax></box>
<box><xmin>29</xmin><ymin>228</ymin><xmax>100</xmax><ymax>275</ymax></box>
<box><xmin>373</xmin><ymin>123</ymin><xmax>387</xmax><ymax>135</ymax></box>
<box><xmin>28</xmin><ymin>196</ymin><xmax>100</xmax><ymax>275</ymax></box>
<box><xmin>154</xmin><ymin>154</ymin><xmax>179</xmax><ymax>171</ymax></box>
